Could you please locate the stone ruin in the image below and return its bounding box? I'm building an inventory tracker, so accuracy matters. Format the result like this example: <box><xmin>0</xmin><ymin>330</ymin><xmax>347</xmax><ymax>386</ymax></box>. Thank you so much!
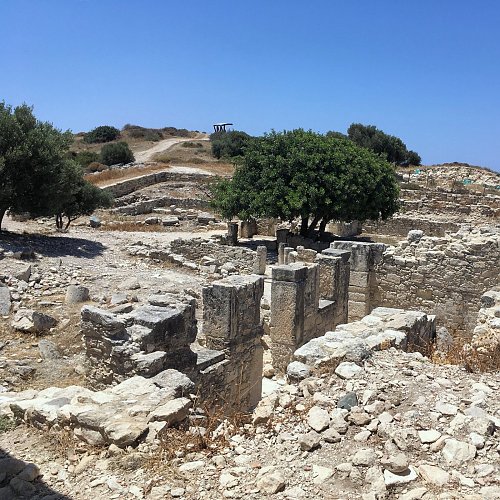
<box><xmin>1</xmin><ymin>223</ymin><xmax>498</xmax><ymax>452</ymax></box>
<box><xmin>83</xmin><ymin>275</ymin><xmax>265</xmax><ymax>411</ymax></box>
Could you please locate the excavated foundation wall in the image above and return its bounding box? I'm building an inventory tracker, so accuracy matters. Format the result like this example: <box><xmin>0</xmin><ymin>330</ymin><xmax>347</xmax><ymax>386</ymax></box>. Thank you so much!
<box><xmin>333</xmin><ymin>227</ymin><xmax>500</xmax><ymax>338</ymax></box>
<box><xmin>82</xmin><ymin>276</ymin><xmax>265</xmax><ymax>412</ymax></box>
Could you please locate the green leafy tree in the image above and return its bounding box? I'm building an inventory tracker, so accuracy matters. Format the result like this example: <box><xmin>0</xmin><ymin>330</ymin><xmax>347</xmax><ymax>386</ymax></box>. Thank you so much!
<box><xmin>83</xmin><ymin>125</ymin><xmax>120</xmax><ymax>144</ymax></box>
<box><xmin>68</xmin><ymin>150</ymin><xmax>99</xmax><ymax>169</ymax></box>
<box><xmin>210</xmin><ymin>129</ymin><xmax>399</xmax><ymax>238</ymax></box>
<box><xmin>346</xmin><ymin>123</ymin><xmax>421</xmax><ymax>166</ymax></box>
<box><xmin>100</xmin><ymin>141</ymin><xmax>135</xmax><ymax>165</ymax></box>
<box><xmin>0</xmin><ymin>102</ymin><xmax>113</xmax><ymax>231</ymax></box>
<box><xmin>0</xmin><ymin>102</ymin><xmax>73</xmax><ymax>230</ymax></box>
<box><xmin>210</xmin><ymin>130</ymin><xmax>253</xmax><ymax>159</ymax></box>
<box><xmin>53</xmin><ymin>162</ymin><xmax>113</xmax><ymax>230</ymax></box>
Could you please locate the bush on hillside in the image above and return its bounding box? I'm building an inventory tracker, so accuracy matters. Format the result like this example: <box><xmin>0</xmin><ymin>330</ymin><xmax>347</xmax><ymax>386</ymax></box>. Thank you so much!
<box><xmin>100</xmin><ymin>142</ymin><xmax>135</xmax><ymax>166</ymax></box>
<box><xmin>210</xmin><ymin>130</ymin><xmax>253</xmax><ymax>159</ymax></box>
<box><xmin>70</xmin><ymin>151</ymin><xmax>99</xmax><ymax>169</ymax></box>
<box><xmin>84</xmin><ymin>125</ymin><xmax>121</xmax><ymax>144</ymax></box>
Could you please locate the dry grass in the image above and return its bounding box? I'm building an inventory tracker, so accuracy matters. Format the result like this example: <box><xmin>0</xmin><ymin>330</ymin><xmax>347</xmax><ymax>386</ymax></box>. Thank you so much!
<box><xmin>84</xmin><ymin>164</ymin><xmax>169</xmax><ymax>186</ymax></box>
<box><xmin>153</xmin><ymin>141</ymin><xmax>235</xmax><ymax>177</ymax></box>
<box><xmin>431</xmin><ymin>335</ymin><xmax>500</xmax><ymax>373</ymax></box>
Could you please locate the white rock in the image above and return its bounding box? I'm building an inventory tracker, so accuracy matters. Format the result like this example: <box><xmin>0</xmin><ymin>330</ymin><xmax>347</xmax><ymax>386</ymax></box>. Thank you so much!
<box><xmin>312</xmin><ymin>464</ymin><xmax>334</xmax><ymax>485</ymax></box>
<box><xmin>335</xmin><ymin>362</ymin><xmax>363</xmax><ymax>379</ymax></box>
<box><xmin>442</xmin><ymin>438</ymin><xmax>476</xmax><ymax>465</ymax></box>
<box><xmin>435</xmin><ymin>401</ymin><xmax>458</xmax><ymax>416</ymax></box>
<box><xmin>256</xmin><ymin>469</ymin><xmax>286</xmax><ymax>494</ymax></box>
<box><xmin>352</xmin><ymin>448</ymin><xmax>377</xmax><ymax>466</ymax></box>
<box><xmin>307</xmin><ymin>406</ymin><xmax>330</xmax><ymax>432</ymax></box>
<box><xmin>418</xmin><ymin>429</ymin><xmax>441</xmax><ymax>444</ymax></box>
<box><xmin>383</xmin><ymin>466</ymin><xmax>418</xmax><ymax>486</ymax></box>
<box><xmin>418</xmin><ymin>464</ymin><xmax>450</xmax><ymax>486</ymax></box>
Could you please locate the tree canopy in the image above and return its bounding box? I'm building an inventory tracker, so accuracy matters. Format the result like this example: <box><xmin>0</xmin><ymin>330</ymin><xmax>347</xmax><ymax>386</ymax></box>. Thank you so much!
<box><xmin>345</xmin><ymin>123</ymin><xmax>421</xmax><ymax>166</ymax></box>
<box><xmin>210</xmin><ymin>129</ymin><xmax>400</xmax><ymax>238</ymax></box>
<box><xmin>100</xmin><ymin>141</ymin><xmax>135</xmax><ymax>166</ymax></box>
<box><xmin>83</xmin><ymin>125</ymin><xmax>120</xmax><ymax>144</ymax></box>
<box><xmin>0</xmin><ymin>102</ymin><xmax>112</xmax><ymax>231</ymax></box>
<box><xmin>210</xmin><ymin>130</ymin><xmax>253</xmax><ymax>159</ymax></box>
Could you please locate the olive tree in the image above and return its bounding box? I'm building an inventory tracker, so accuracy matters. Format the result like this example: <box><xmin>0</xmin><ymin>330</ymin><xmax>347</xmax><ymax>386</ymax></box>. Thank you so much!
<box><xmin>0</xmin><ymin>102</ymin><xmax>112</xmax><ymax>231</ymax></box>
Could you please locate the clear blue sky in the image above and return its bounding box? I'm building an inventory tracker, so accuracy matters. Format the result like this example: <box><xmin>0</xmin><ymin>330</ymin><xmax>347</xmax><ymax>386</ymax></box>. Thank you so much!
<box><xmin>2</xmin><ymin>0</ymin><xmax>500</xmax><ymax>170</ymax></box>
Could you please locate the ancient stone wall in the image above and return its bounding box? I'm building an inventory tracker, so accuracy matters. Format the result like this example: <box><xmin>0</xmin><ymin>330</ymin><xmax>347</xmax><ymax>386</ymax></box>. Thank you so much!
<box><xmin>169</xmin><ymin>238</ymin><xmax>255</xmax><ymax>272</ymax></box>
<box><xmin>269</xmin><ymin>253</ymin><xmax>350</xmax><ymax>370</ymax></box>
<box><xmin>373</xmin><ymin>227</ymin><xmax>500</xmax><ymax>337</ymax></box>
<box><xmin>81</xmin><ymin>296</ymin><xmax>199</xmax><ymax>388</ymax></box>
<box><xmin>112</xmin><ymin>195</ymin><xmax>210</xmax><ymax>215</ymax></box>
<box><xmin>292</xmin><ymin>307</ymin><xmax>436</xmax><ymax>370</ymax></box>
<box><xmin>399</xmin><ymin>188</ymin><xmax>500</xmax><ymax>217</ymax></box>
<box><xmin>102</xmin><ymin>171</ymin><xmax>212</xmax><ymax>198</ymax></box>
<box><xmin>202</xmin><ymin>275</ymin><xmax>264</xmax><ymax>410</ymax></box>
<box><xmin>363</xmin><ymin>216</ymin><xmax>460</xmax><ymax>238</ymax></box>
<box><xmin>81</xmin><ymin>279</ymin><xmax>265</xmax><ymax>412</ymax></box>
<box><xmin>331</xmin><ymin>241</ymin><xmax>386</xmax><ymax>322</ymax></box>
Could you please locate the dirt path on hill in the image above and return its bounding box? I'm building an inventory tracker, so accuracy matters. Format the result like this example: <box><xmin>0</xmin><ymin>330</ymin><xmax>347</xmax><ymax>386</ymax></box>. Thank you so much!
<box><xmin>133</xmin><ymin>135</ymin><xmax>208</xmax><ymax>163</ymax></box>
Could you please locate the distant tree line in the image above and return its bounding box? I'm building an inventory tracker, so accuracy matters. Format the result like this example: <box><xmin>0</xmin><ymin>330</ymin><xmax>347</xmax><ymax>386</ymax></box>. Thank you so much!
<box><xmin>210</xmin><ymin>123</ymin><xmax>420</xmax><ymax>166</ymax></box>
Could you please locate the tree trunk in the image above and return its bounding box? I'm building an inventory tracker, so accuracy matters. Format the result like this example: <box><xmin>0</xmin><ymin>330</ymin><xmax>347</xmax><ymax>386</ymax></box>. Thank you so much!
<box><xmin>56</xmin><ymin>214</ymin><xmax>63</xmax><ymax>231</ymax></box>
<box><xmin>64</xmin><ymin>216</ymin><xmax>74</xmax><ymax>231</ymax></box>
<box><xmin>299</xmin><ymin>217</ymin><xmax>309</xmax><ymax>236</ymax></box>
<box><xmin>0</xmin><ymin>208</ymin><xmax>6</xmax><ymax>232</ymax></box>
<box><xmin>318</xmin><ymin>218</ymin><xmax>329</xmax><ymax>239</ymax></box>
<box><xmin>306</xmin><ymin>216</ymin><xmax>321</xmax><ymax>238</ymax></box>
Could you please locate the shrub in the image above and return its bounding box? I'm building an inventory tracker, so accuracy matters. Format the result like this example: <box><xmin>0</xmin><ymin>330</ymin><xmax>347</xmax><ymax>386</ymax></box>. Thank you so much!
<box><xmin>100</xmin><ymin>142</ymin><xmax>135</xmax><ymax>166</ymax></box>
<box><xmin>71</xmin><ymin>151</ymin><xmax>99</xmax><ymax>169</ymax></box>
<box><xmin>181</xmin><ymin>141</ymin><xmax>204</xmax><ymax>148</ymax></box>
<box><xmin>84</xmin><ymin>125</ymin><xmax>120</xmax><ymax>144</ymax></box>
<box><xmin>210</xmin><ymin>130</ymin><xmax>253</xmax><ymax>159</ymax></box>
<box><xmin>86</xmin><ymin>161</ymin><xmax>108</xmax><ymax>173</ymax></box>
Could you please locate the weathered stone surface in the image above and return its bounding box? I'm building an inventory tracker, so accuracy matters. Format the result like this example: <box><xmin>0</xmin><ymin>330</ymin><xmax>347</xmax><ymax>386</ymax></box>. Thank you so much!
<box><xmin>256</xmin><ymin>469</ymin><xmax>286</xmax><ymax>494</ymax></box>
<box><xmin>418</xmin><ymin>429</ymin><xmax>441</xmax><ymax>443</ymax></box>
<box><xmin>442</xmin><ymin>438</ymin><xmax>476</xmax><ymax>465</ymax></box>
<box><xmin>286</xmin><ymin>361</ymin><xmax>311</xmax><ymax>381</ymax></box>
<box><xmin>383</xmin><ymin>466</ymin><xmax>418</xmax><ymax>486</ymax></box>
<box><xmin>148</xmin><ymin>397</ymin><xmax>192</xmax><ymax>425</ymax></box>
<box><xmin>65</xmin><ymin>285</ymin><xmax>90</xmax><ymax>304</ymax></box>
<box><xmin>12</xmin><ymin>309</ymin><xmax>57</xmax><ymax>333</ymax></box>
<box><xmin>299</xmin><ymin>430</ymin><xmax>321</xmax><ymax>451</ymax></box>
<box><xmin>336</xmin><ymin>391</ymin><xmax>358</xmax><ymax>410</ymax></box>
<box><xmin>307</xmin><ymin>406</ymin><xmax>330</xmax><ymax>432</ymax></box>
<box><xmin>418</xmin><ymin>464</ymin><xmax>450</xmax><ymax>486</ymax></box>
<box><xmin>0</xmin><ymin>284</ymin><xmax>11</xmax><ymax>315</ymax></box>
<box><xmin>335</xmin><ymin>361</ymin><xmax>363</xmax><ymax>379</ymax></box>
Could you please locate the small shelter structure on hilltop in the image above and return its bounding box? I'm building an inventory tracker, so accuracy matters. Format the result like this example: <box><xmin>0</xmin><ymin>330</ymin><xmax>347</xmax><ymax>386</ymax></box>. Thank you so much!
<box><xmin>213</xmin><ymin>122</ymin><xmax>233</xmax><ymax>132</ymax></box>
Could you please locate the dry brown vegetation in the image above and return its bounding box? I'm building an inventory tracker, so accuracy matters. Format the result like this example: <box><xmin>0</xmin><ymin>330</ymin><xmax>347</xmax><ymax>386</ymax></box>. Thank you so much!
<box><xmin>84</xmin><ymin>164</ymin><xmax>169</xmax><ymax>186</ymax></box>
<box><xmin>431</xmin><ymin>336</ymin><xmax>500</xmax><ymax>373</ymax></box>
<box><xmin>153</xmin><ymin>141</ymin><xmax>235</xmax><ymax>176</ymax></box>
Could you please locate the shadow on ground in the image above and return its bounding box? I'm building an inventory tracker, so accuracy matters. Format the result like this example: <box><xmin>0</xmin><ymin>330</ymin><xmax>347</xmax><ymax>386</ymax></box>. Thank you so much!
<box><xmin>0</xmin><ymin>447</ymin><xmax>73</xmax><ymax>499</ymax></box>
<box><xmin>0</xmin><ymin>231</ymin><xmax>107</xmax><ymax>259</ymax></box>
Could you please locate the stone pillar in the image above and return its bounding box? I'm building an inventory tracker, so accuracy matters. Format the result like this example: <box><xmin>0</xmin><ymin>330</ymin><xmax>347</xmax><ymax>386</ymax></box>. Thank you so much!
<box><xmin>240</xmin><ymin>220</ymin><xmax>257</xmax><ymax>238</ymax></box>
<box><xmin>203</xmin><ymin>275</ymin><xmax>264</xmax><ymax>410</ymax></box>
<box><xmin>269</xmin><ymin>264</ymin><xmax>308</xmax><ymax>370</ymax></box>
<box><xmin>318</xmin><ymin>248</ymin><xmax>351</xmax><ymax>325</ymax></box>
<box><xmin>331</xmin><ymin>241</ymin><xmax>385</xmax><ymax>322</ymax></box>
<box><xmin>283</xmin><ymin>247</ymin><xmax>294</xmax><ymax>264</ymax></box>
<box><xmin>227</xmin><ymin>222</ymin><xmax>239</xmax><ymax>246</ymax></box>
<box><xmin>278</xmin><ymin>243</ymin><xmax>286</xmax><ymax>265</ymax></box>
<box><xmin>253</xmin><ymin>246</ymin><xmax>267</xmax><ymax>275</ymax></box>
